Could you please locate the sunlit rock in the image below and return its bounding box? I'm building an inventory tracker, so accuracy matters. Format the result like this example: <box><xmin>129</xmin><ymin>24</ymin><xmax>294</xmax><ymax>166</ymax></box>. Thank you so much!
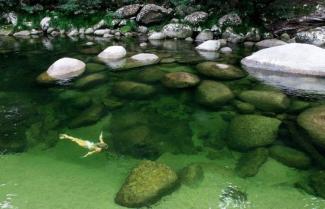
<box><xmin>196</xmin><ymin>40</ymin><xmax>220</xmax><ymax>51</ymax></box>
<box><xmin>255</xmin><ymin>39</ymin><xmax>287</xmax><ymax>49</ymax></box>
<box><xmin>162</xmin><ymin>72</ymin><xmax>200</xmax><ymax>88</ymax></box>
<box><xmin>97</xmin><ymin>46</ymin><xmax>127</xmax><ymax>60</ymax></box>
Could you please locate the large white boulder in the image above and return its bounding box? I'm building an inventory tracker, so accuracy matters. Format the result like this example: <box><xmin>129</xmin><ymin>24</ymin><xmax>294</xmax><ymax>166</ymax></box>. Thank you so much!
<box><xmin>241</xmin><ymin>43</ymin><xmax>325</xmax><ymax>76</ymax></box>
<box><xmin>130</xmin><ymin>53</ymin><xmax>159</xmax><ymax>65</ymax></box>
<box><xmin>196</xmin><ymin>40</ymin><xmax>221</xmax><ymax>51</ymax></box>
<box><xmin>97</xmin><ymin>46</ymin><xmax>127</xmax><ymax>60</ymax></box>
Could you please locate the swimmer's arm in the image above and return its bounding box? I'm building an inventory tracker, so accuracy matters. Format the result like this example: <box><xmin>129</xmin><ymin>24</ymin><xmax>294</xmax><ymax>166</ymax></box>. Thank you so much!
<box><xmin>82</xmin><ymin>148</ymin><xmax>102</xmax><ymax>158</ymax></box>
<box><xmin>99</xmin><ymin>131</ymin><xmax>105</xmax><ymax>143</ymax></box>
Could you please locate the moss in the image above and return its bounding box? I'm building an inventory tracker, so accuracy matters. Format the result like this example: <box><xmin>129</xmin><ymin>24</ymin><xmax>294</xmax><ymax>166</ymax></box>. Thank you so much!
<box><xmin>236</xmin><ymin>147</ymin><xmax>269</xmax><ymax>177</ymax></box>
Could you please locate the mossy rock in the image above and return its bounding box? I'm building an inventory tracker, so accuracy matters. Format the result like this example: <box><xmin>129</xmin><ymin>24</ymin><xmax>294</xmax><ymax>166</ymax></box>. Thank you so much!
<box><xmin>232</xmin><ymin>100</ymin><xmax>255</xmax><ymax>114</ymax></box>
<box><xmin>288</xmin><ymin>100</ymin><xmax>310</xmax><ymax>113</ymax></box>
<box><xmin>227</xmin><ymin>115</ymin><xmax>281</xmax><ymax>150</ymax></box>
<box><xmin>310</xmin><ymin>171</ymin><xmax>325</xmax><ymax>199</ymax></box>
<box><xmin>269</xmin><ymin>145</ymin><xmax>311</xmax><ymax>169</ymax></box>
<box><xmin>196</xmin><ymin>80</ymin><xmax>234</xmax><ymax>107</ymax></box>
<box><xmin>74</xmin><ymin>73</ymin><xmax>107</xmax><ymax>89</ymax></box>
<box><xmin>162</xmin><ymin>72</ymin><xmax>200</xmax><ymax>88</ymax></box>
<box><xmin>69</xmin><ymin>104</ymin><xmax>105</xmax><ymax>128</ymax></box>
<box><xmin>113</xmin><ymin>81</ymin><xmax>155</xmax><ymax>99</ymax></box>
<box><xmin>236</xmin><ymin>147</ymin><xmax>269</xmax><ymax>177</ymax></box>
<box><xmin>136</xmin><ymin>68</ymin><xmax>166</xmax><ymax>83</ymax></box>
<box><xmin>86</xmin><ymin>63</ymin><xmax>107</xmax><ymax>73</ymax></box>
<box><xmin>297</xmin><ymin>105</ymin><xmax>325</xmax><ymax>148</ymax></box>
<box><xmin>115</xmin><ymin>160</ymin><xmax>178</xmax><ymax>208</ymax></box>
<box><xmin>239</xmin><ymin>90</ymin><xmax>290</xmax><ymax>112</ymax></box>
<box><xmin>196</xmin><ymin>62</ymin><xmax>247</xmax><ymax>80</ymax></box>
<box><xmin>179</xmin><ymin>163</ymin><xmax>204</xmax><ymax>187</ymax></box>
<box><xmin>71</xmin><ymin>96</ymin><xmax>92</xmax><ymax>109</ymax></box>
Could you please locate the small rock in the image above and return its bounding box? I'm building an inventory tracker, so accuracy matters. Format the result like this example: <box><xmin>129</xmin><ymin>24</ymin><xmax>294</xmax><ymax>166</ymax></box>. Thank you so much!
<box><xmin>179</xmin><ymin>164</ymin><xmax>204</xmax><ymax>187</ymax></box>
<box><xmin>162</xmin><ymin>72</ymin><xmax>200</xmax><ymax>88</ymax></box>
<box><xmin>69</xmin><ymin>104</ymin><xmax>104</xmax><ymax>128</ymax></box>
<box><xmin>196</xmin><ymin>62</ymin><xmax>247</xmax><ymax>80</ymax></box>
<box><xmin>196</xmin><ymin>80</ymin><xmax>234</xmax><ymax>107</ymax></box>
<box><xmin>196</xmin><ymin>40</ymin><xmax>220</xmax><ymax>51</ymax></box>
<box><xmin>281</xmin><ymin>33</ymin><xmax>291</xmax><ymax>42</ymax></box>
<box><xmin>185</xmin><ymin>37</ymin><xmax>193</xmax><ymax>42</ymax></box>
<box><xmin>85</xmin><ymin>28</ymin><xmax>94</xmax><ymax>35</ymax></box>
<box><xmin>236</xmin><ymin>148</ymin><xmax>269</xmax><ymax>177</ymax></box>
<box><xmin>130</xmin><ymin>53</ymin><xmax>159</xmax><ymax>65</ymax></box>
<box><xmin>227</xmin><ymin>115</ymin><xmax>281</xmax><ymax>151</ymax></box>
<box><xmin>184</xmin><ymin>11</ymin><xmax>208</xmax><ymax>25</ymax></box>
<box><xmin>97</xmin><ymin>46</ymin><xmax>127</xmax><ymax>60</ymax></box>
<box><xmin>137</xmin><ymin>69</ymin><xmax>165</xmax><ymax>83</ymax></box>
<box><xmin>148</xmin><ymin>32</ymin><xmax>166</xmax><ymax>40</ymax></box>
<box><xmin>68</xmin><ymin>29</ymin><xmax>78</xmax><ymax>36</ymax></box>
<box><xmin>140</xmin><ymin>42</ymin><xmax>147</xmax><ymax>47</ymax></box>
<box><xmin>162</xmin><ymin>23</ymin><xmax>193</xmax><ymax>39</ymax></box>
<box><xmin>222</xmin><ymin>27</ymin><xmax>244</xmax><ymax>44</ymax></box>
<box><xmin>244</xmin><ymin>41</ymin><xmax>255</xmax><ymax>48</ymax></box>
<box><xmin>195</xmin><ymin>29</ymin><xmax>213</xmax><ymax>42</ymax></box>
<box><xmin>74</xmin><ymin>73</ymin><xmax>107</xmax><ymax>89</ymax></box>
<box><xmin>255</xmin><ymin>39</ymin><xmax>287</xmax><ymax>49</ymax></box>
<box><xmin>94</xmin><ymin>29</ymin><xmax>110</xmax><ymax>36</ymax></box>
<box><xmin>220</xmin><ymin>47</ymin><xmax>232</xmax><ymax>54</ymax></box>
<box><xmin>137</xmin><ymin>26</ymin><xmax>148</xmax><ymax>34</ymax></box>
<box><xmin>13</xmin><ymin>30</ymin><xmax>30</xmax><ymax>36</ymax></box>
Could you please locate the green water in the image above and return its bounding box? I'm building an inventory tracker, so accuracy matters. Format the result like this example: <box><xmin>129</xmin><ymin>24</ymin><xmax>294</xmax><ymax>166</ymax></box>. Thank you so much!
<box><xmin>1</xmin><ymin>36</ymin><xmax>325</xmax><ymax>209</ymax></box>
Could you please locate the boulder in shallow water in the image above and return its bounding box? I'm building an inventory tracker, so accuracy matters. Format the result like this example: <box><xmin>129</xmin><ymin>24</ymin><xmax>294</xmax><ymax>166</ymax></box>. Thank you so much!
<box><xmin>297</xmin><ymin>105</ymin><xmax>325</xmax><ymax>148</ymax></box>
<box><xmin>195</xmin><ymin>29</ymin><xmax>213</xmax><ymax>42</ymax></box>
<box><xmin>115</xmin><ymin>160</ymin><xmax>178</xmax><ymax>207</ymax></box>
<box><xmin>242</xmin><ymin>43</ymin><xmax>325</xmax><ymax>77</ymax></box>
<box><xmin>179</xmin><ymin>163</ymin><xmax>204</xmax><ymax>187</ymax></box>
<box><xmin>74</xmin><ymin>73</ymin><xmax>107</xmax><ymax>89</ymax></box>
<box><xmin>196</xmin><ymin>62</ymin><xmax>247</xmax><ymax>80</ymax></box>
<box><xmin>162</xmin><ymin>72</ymin><xmax>200</xmax><ymax>88</ymax></box>
<box><xmin>137</xmin><ymin>68</ymin><xmax>166</xmax><ymax>83</ymax></box>
<box><xmin>239</xmin><ymin>90</ymin><xmax>290</xmax><ymax>112</ymax></box>
<box><xmin>196</xmin><ymin>80</ymin><xmax>234</xmax><ymax>107</ymax></box>
<box><xmin>162</xmin><ymin>23</ymin><xmax>193</xmax><ymax>39</ymax></box>
<box><xmin>255</xmin><ymin>39</ymin><xmax>287</xmax><ymax>49</ymax></box>
<box><xmin>148</xmin><ymin>32</ymin><xmax>166</xmax><ymax>40</ymax></box>
<box><xmin>130</xmin><ymin>53</ymin><xmax>159</xmax><ymax>65</ymax></box>
<box><xmin>227</xmin><ymin>115</ymin><xmax>281</xmax><ymax>150</ymax></box>
<box><xmin>269</xmin><ymin>145</ymin><xmax>311</xmax><ymax>169</ymax></box>
<box><xmin>113</xmin><ymin>81</ymin><xmax>155</xmax><ymax>99</ymax></box>
<box><xmin>97</xmin><ymin>46</ymin><xmax>126</xmax><ymax>60</ymax></box>
<box><xmin>37</xmin><ymin>57</ymin><xmax>86</xmax><ymax>83</ymax></box>
<box><xmin>236</xmin><ymin>147</ymin><xmax>269</xmax><ymax>177</ymax></box>
<box><xmin>196</xmin><ymin>40</ymin><xmax>220</xmax><ymax>51</ymax></box>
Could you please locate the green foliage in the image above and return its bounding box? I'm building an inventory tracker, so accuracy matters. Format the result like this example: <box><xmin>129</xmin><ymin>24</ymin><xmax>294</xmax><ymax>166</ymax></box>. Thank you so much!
<box><xmin>120</xmin><ymin>20</ymin><xmax>137</xmax><ymax>33</ymax></box>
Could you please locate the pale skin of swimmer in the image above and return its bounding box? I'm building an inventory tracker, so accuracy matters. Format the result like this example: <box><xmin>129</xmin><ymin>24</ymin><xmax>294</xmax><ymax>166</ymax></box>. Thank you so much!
<box><xmin>59</xmin><ymin>131</ymin><xmax>108</xmax><ymax>157</ymax></box>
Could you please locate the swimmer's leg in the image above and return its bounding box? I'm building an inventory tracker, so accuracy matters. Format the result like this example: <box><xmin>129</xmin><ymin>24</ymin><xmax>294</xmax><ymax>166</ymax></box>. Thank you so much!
<box><xmin>59</xmin><ymin>134</ymin><xmax>88</xmax><ymax>148</ymax></box>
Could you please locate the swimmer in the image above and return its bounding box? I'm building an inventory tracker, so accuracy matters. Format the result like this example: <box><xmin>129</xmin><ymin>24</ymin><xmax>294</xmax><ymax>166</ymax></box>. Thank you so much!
<box><xmin>59</xmin><ymin>131</ymin><xmax>108</xmax><ymax>158</ymax></box>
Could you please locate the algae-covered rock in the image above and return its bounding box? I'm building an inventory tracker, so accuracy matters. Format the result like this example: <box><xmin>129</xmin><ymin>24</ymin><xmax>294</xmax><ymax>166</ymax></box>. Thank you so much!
<box><xmin>227</xmin><ymin>115</ymin><xmax>281</xmax><ymax>150</ymax></box>
<box><xmin>86</xmin><ymin>63</ymin><xmax>106</xmax><ymax>73</ymax></box>
<box><xmin>179</xmin><ymin>163</ymin><xmax>204</xmax><ymax>187</ymax></box>
<box><xmin>113</xmin><ymin>81</ymin><xmax>155</xmax><ymax>99</ymax></box>
<box><xmin>269</xmin><ymin>145</ymin><xmax>311</xmax><ymax>169</ymax></box>
<box><xmin>137</xmin><ymin>68</ymin><xmax>166</xmax><ymax>83</ymax></box>
<box><xmin>310</xmin><ymin>171</ymin><xmax>325</xmax><ymax>199</ymax></box>
<box><xmin>236</xmin><ymin>147</ymin><xmax>269</xmax><ymax>177</ymax></box>
<box><xmin>69</xmin><ymin>104</ymin><xmax>105</xmax><ymax>128</ymax></box>
<box><xmin>232</xmin><ymin>100</ymin><xmax>255</xmax><ymax>114</ymax></box>
<box><xmin>196</xmin><ymin>80</ymin><xmax>234</xmax><ymax>107</ymax></box>
<box><xmin>288</xmin><ymin>100</ymin><xmax>310</xmax><ymax>113</ymax></box>
<box><xmin>115</xmin><ymin>160</ymin><xmax>178</xmax><ymax>207</ymax></box>
<box><xmin>297</xmin><ymin>105</ymin><xmax>325</xmax><ymax>147</ymax></box>
<box><xmin>161</xmin><ymin>72</ymin><xmax>200</xmax><ymax>88</ymax></box>
<box><xmin>239</xmin><ymin>90</ymin><xmax>290</xmax><ymax>112</ymax></box>
<box><xmin>74</xmin><ymin>73</ymin><xmax>107</xmax><ymax>89</ymax></box>
<box><xmin>196</xmin><ymin>62</ymin><xmax>247</xmax><ymax>80</ymax></box>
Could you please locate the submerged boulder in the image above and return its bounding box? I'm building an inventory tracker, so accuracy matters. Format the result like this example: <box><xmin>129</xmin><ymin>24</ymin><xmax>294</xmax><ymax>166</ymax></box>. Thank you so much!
<box><xmin>236</xmin><ymin>148</ymin><xmax>269</xmax><ymax>177</ymax></box>
<box><xmin>136</xmin><ymin>4</ymin><xmax>169</xmax><ymax>25</ymax></box>
<box><xmin>196</xmin><ymin>80</ymin><xmax>234</xmax><ymax>107</ymax></box>
<box><xmin>113</xmin><ymin>81</ymin><xmax>155</xmax><ymax>99</ymax></box>
<box><xmin>241</xmin><ymin>43</ymin><xmax>325</xmax><ymax>77</ymax></box>
<box><xmin>269</xmin><ymin>145</ymin><xmax>311</xmax><ymax>169</ymax></box>
<box><xmin>238</xmin><ymin>90</ymin><xmax>290</xmax><ymax>112</ymax></box>
<box><xmin>115</xmin><ymin>160</ymin><xmax>178</xmax><ymax>207</ymax></box>
<box><xmin>162</xmin><ymin>72</ymin><xmax>200</xmax><ymax>88</ymax></box>
<box><xmin>196</xmin><ymin>40</ymin><xmax>220</xmax><ymax>51</ymax></box>
<box><xmin>162</xmin><ymin>23</ymin><xmax>193</xmax><ymax>39</ymax></box>
<box><xmin>74</xmin><ymin>73</ymin><xmax>107</xmax><ymax>89</ymax></box>
<box><xmin>69</xmin><ymin>104</ymin><xmax>105</xmax><ymax>128</ymax></box>
<box><xmin>196</xmin><ymin>62</ymin><xmax>247</xmax><ymax>80</ymax></box>
<box><xmin>179</xmin><ymin>163</ymin><xmax>204</xmax><ymax>187</ymax></box>
<box><xmin>97</xmin><ymin>46</ymin><xmax>126</xmax><ymax>60</ymax></box>
<box><xmin>227</xmin><ymin>115</ymin><xmax>281</xmax><ymax>150</ymax></box>
<box><xmin>37</xmin><ymin>57</ymin><xmax>86</xmax><ymax>83</ymax></box>
<box><xmin>297</xmin><ymin>105</ymin><xmax>325</xmax><ymax>148</ymax></box>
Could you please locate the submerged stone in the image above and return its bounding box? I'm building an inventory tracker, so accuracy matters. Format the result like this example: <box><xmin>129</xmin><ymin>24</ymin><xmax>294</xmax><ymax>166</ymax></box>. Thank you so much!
<box><xmin>86</xmin><ymin>63</ymin><xmax>106</xmax><ymax>73</ymax></box>
<box><xmin>232</xmin><ymin>100</ymin><xmax>255</xmax><ymax>114</ymax></box>
<box><xmin>162</xmin><ymin>72</ymin><xmax>200</xmax><ymax>88</ymax></box>
<box><xmin>310</xmin><ymin>171</ymin><xmax>325</xmax><ymax>199</ymax></box>
<box><xmin>113</xmin><ymin>81</ymin><xmax>155</xmax><ymax>99</ymax></box>
<box><xmin>137</xmin><ymin>68</ymin><xmax>166</xmax><ymax>83</ymax></box>
<box><xmin>297</xmin><ymin>105</ymin><xmax>325</xmax><ymax>148</ymax></box>
<box><xmin>74</xmin><ymin>73</ymin><xmax>107</xmax><ymax>89</ymax></box>
<box><xmin>227</xmin><ymin>115</ymin><xmax>281</xmax><ymax>151</ymax></box>
<box><xmin>269</xmin><ymin>145</ymin><xmax>311</xmax><ymax>169</ymax></box>
<box><xmin>196</xmin><ymin>62</ymin><xmax>247</xmax><ymax>80</ymax></box>
<box><xmin>196</xmin><ymin>80</ymin><xmax>234</xmax><ymax>107</ymax></box>
<box><xmin>115</xmin><ymin>160</ymin><xmax>178</xmax><ymax>207</ymax></box>
<box><xmin>236</xmin><ymin>147</ymin><xmax>269</xmax><ymax>177</ymax></box>
<box><xmin>239</xmin><ymin>90</ymin><xmax>290</xmax><ymax>112</ymax></box>
<box><xmin>69</xmin><ymin>104</ymin><xmax>104</xmax><ymax>128</ymax></box>
<box><xmin>179</xmin><ymin>163</ymin><xmax>204</xmax><ymax>187</ymax></box>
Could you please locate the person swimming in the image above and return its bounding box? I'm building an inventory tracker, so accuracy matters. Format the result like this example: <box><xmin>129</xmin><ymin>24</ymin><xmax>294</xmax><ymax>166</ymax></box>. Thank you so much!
<box><xmin>59</xmin><ymin>131</ymin><xmax>108</xmax><ymax>157</ymax></box>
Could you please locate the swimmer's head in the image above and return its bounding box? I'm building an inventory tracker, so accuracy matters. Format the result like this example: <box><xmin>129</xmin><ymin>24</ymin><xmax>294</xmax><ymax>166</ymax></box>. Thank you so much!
<box><xmin>97</xmin><ymin>142</ymin><xmax>108</xmax><ymax>149</ymax></box>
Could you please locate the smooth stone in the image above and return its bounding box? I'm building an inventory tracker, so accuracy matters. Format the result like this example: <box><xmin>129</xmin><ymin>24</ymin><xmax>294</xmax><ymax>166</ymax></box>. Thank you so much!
<box><xmin>13</xmin><ymin>30</ymin><xmax>30</xmax><ymax>36</ymax></box>
<box><xmin>227</xmin><ymin>115</ymin><xmax>281</xmax><ymax>151</ymax></box>
<box><xmin>269</xmin><ymin>145</ymin><xmax>311</xmax><ymax>169</ymax></box>
<box><xmin>113</xmin><ymin>81</ymin><xmax>155</xmax><ymax>99</ymax></box>
<box><xmin>236</xmin><ymin>148</ymin><xmax>269</xmax><ymax>177</ymax></box>
<box><xmin>239</xmin><ymin>90</ymin><xmax>290</xmax><ymax>112</ymax></box>
<box><xmin>179</xmin><ymin>164</ymin><xmax>204</xmax><ymax>187</ymax></box>
<box><xmin>196</xmin><ymin>62</ymin><xmax>247</xmax><ymax>80</ymax></box>
<box><xmin>148</xmin><ymin>32</ymin><xmax>166</xmax><ymax>40</ymax></box>
<box><xmin>162</xmin><ymin>23</ymin><xmax>193</xmax><ymax>39</ymax></box>
<box><xmin>196</xmin><ymin>80</ymin><xmax>234</xmax><ymax>107</ymax></box>
<box><xmin>94</xmin><ymin>29</ymin><xmax>110</xmax><ymax>36</ymax></box>
<box><xmin>97</xmin><ymin>46</ymin><xmax>127</xmax><ymax>60</ymax></box>
<box><xmin>69</xmin><ymin>104</ymin><xmax>104</xmax><ymax>128</ymax></box>
<box><xmin>255</xmin><ymin>39</ymin><xmax>287</xmax><ymax>49</ymax></box>
<box><xmin>220</xmin><ymin>47</ymin><xmax>232</xmax><ymax>54</ymax></box>
<box><xmin>74</xmin><ymin>73</ymin><xmax>107</xmax><ymax>89</ymax></box>
<box><xmin>297</xmin><ymin>105</ymin><xmax>325</xmax><ymax>148</ymax></box>
<box><xmin>232</xmin><ymin>100</ymin><xmax>255</xmax><ymax>114</ymax></box>
<box><xmin>130</xmin><ymin>53</ymin><xmax>159</xmax><ymax>65</ymax></box>
<box><xmin>195</xmin><ymin>29</ymin><xmax>213</xmax><ymax>42</ymax></box>
<box><xmin>85</xmin><ymin>28</ymin><xmax>94</xmax><ymax>35</ymax></box>
<box><xmin>196</xmin><ymin>40</ymin><xmax>221</xmax><ymax>51</ymax></box>
<box><xmin>137</xmin><ymin>69</ymin><xmax>166</xmax><ymax>83</ymax></box>
<box><xmin>161</xmin><ymin>72</ymin><xmax>200</xmax><ymax>88</ymax></box>
<box><xmin>115</xmin><ymin>160</ymin><xmax>178</xmax><ymax>207</ymax></box>
<box><xmin>86</xmin><ymin>63</ymin><xmax>106</xmax><ymax>73</ymax></box>
<box><xmin>37</xmin><ymin>57</ymin><xmax>86</xmax><ymax>82</ymax></box>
